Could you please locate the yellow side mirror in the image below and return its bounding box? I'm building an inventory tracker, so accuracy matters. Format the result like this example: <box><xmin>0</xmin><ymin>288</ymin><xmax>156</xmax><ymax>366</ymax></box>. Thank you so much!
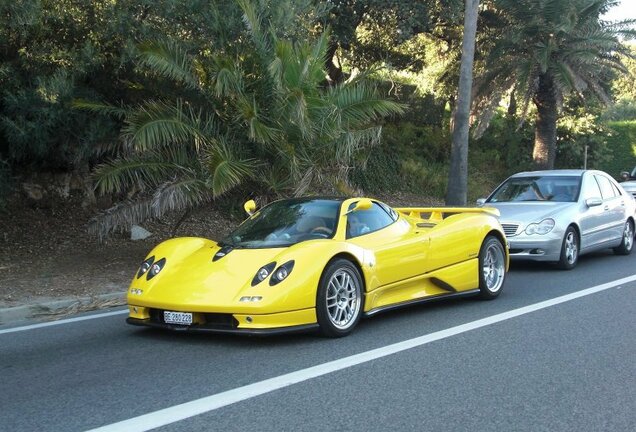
<box><xmin>346</xmin><ymin>198</ymin><xmax>373</xmax><ymax>214</ymax></box>
<box><xmin>243</xmin><ymin>199</ymin><xmax>257</xmax><ymax>216</ymax></box>
<box><xmin>354</xmin><ymin>198</ymin><xmax>373</xmax><ymax>211</ymax></box>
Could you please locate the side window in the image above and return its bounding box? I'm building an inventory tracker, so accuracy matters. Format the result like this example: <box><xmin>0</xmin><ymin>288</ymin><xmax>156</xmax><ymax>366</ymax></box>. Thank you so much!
<box><xmin>347</xmin><ymin>202</ymin><xmax>395</xmax><ymax>238</ymax></box>
<box><xmin>594</xmin><ymin>175</ymin><xmax>616</xmax><ymax>200</ymax></box>
<box><xmin>611</xmin><ymin>182</ymin><xmax>623</xmax><ymax>197</ymax></box>
<box><xmin>582</xmin><ymin>175</ymin><xmax>602</xmax><ymax>200</ymax></box>
<box><xmin>377</xmin><ymin>201</ymin><xmax>398</xmax><ymax>221</ymax></box>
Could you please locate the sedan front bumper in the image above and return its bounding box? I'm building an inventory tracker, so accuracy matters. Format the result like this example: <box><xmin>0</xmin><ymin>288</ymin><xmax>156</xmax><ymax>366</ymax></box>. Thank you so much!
<box><xmin>507</xmin><ymin>234</ymin><xmax>563</xmax><ymax>262</ymax></box>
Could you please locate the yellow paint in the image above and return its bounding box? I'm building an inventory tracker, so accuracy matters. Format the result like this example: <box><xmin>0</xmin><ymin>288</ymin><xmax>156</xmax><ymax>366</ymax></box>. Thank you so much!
<box><xmin>127</xmin><ymin>198</ymin><xmax>508</xmax><ymax>330</ymax></box>
<box><xmin>234</xmin><ymin>308</ymin><xmax>316</xmax><ymax>329</ymax></box>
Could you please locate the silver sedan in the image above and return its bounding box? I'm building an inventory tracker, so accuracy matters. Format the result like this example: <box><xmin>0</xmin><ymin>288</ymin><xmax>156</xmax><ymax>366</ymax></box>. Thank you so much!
<box><xmin>478</xmin><ymin>169</ymin><xmax>636</xmax><ymax>269</ymax></box>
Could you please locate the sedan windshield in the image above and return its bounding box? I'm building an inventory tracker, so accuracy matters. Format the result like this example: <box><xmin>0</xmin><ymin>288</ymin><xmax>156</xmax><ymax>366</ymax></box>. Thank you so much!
<box><xmin>222</xmin><ymin>199</ymin><xmax>341</xmax><ymax>248</ymax></box>
<box><xmin>488</xmin><ymin>176</ymin><xmax>580</xmax><ymax>203</ymax></box>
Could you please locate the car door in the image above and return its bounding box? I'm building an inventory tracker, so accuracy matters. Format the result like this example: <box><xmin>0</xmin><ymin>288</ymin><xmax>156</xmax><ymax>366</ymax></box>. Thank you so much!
<box><xmin>345</xmin><ymin>201</ymin><xmax>429</xmax><ymax>287</ymax></box>
<box><xmin>578</xmin><ymin>173</ymin><xmax>606</xmax><ymax>249</ymax></box>
<box><xmin>594</xmin><ymin>174</ymin><xmax>626</xmax><ymax>243</ymax></box>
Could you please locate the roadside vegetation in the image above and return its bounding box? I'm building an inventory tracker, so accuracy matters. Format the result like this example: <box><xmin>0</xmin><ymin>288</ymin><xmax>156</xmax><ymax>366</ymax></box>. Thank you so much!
<box><xmin>0</xmin><ymin>0</ymin><xmax>634</xmax><ymax>236</ymax></box>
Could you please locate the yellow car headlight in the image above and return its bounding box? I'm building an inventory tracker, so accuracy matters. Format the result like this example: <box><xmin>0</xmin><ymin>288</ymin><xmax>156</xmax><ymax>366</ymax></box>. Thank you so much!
<box><xmin>137</xmin><ymin>256</ymin><xmax>154</xmax><ymax>278</ymax></box>
<box><xmin>270</xmin><ymin>260</ymin><xmax>295</xmax><ymax>286</ymax></box>
<box><xmin>251</xmin><ymin>262</ymin><xmax>276</xmax><ymax>286</ymax></box>
<box><xmin>147</xmin><ymin>257</ymin><xmax>166</xmax><ymax>280</ymax></box>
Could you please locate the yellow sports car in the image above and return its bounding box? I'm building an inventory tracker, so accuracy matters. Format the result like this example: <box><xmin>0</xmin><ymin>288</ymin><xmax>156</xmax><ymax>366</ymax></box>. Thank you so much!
<box><xmin>127</xmin><ymin>197</ymin><xmax>508</xmax><ymax>337</ymax></box>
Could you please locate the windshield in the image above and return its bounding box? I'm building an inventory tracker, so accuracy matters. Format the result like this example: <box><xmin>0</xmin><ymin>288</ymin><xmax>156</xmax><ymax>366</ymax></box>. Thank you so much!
<box><xmin>222</xmin><ymin>199</ymin><xmax>342</xmax><ymax>248</ymax></box>
<box><xmin>488</xmin><ymin>176</ymin><xmax>580</xmax><ymax>203</ymax></box>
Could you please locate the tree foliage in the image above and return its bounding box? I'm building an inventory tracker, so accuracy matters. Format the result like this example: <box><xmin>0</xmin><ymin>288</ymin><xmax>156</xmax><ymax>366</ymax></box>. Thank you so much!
<box><xmin>82</xmin><ymin>0</ymin><xmax>403</xmax><ymax>238</ymax></box>
<box><xmin>472</xmin><ymin>0</ymin><xmax>635</xmax><ymax>169</ymax></box>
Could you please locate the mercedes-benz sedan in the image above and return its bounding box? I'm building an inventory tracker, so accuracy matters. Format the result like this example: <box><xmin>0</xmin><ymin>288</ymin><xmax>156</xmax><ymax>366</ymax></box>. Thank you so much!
<box><xmin>478</xmin><ymin>170</ymin><xmax>635</xmax><ymax>269</ymax></box>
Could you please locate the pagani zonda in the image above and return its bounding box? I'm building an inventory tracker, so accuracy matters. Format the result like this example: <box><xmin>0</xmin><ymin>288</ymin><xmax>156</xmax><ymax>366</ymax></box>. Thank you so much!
<box><xmin>127</xmin><ymin>197</ymin><xmax>508</xmax><ymax>337</ymax></box>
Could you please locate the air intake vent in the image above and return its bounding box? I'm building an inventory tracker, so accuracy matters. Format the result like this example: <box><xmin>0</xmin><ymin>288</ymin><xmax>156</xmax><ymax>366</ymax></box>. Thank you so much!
<box><xmin>501</xmin><ymin>224</ymin><xmax>519</xmax><ymax>236</ymax></box>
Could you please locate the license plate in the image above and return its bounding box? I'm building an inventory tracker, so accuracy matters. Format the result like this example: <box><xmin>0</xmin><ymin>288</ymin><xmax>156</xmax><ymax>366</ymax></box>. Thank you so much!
<box><xmin>163</xmin><ymin>311</ymin><xmax>193</xmax><ymax>325</ymax></box>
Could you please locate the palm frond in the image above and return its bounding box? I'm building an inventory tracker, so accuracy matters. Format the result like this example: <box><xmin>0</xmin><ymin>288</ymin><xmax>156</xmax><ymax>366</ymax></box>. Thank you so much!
<box><xmin>122</xmin><ymin>99</ymin><xmax>214</xmax><ymax>151</ymax></box>
<box><xmin>88</xmin><ymin>199</ymin><xmax>153</xmax><ymax>241</ymax></box>
<box><xmin>204</xmin><ymin>139</ymin><xmax>261</xmax><ymax>197</ymax></box>
<box><xmin>330</xmin><ymin>83</ymin><xmax>405</xmax><ymax>127</ymax></box>
<box><xmin>72</xmin><ymin>99</ymin><xmax>128</xmax><ymax>119</ymax></box>
<box><xmin>88</xmin><ymin>177</ymin><xmax>210</xmax><ymax>240</ymax></box>
<box><xmin>150</xmin><ymin>178</ymin><xmax>210</xmax><ymax>217</ymax></box>
<box><xmin>92</xmin><ymin>157</ymin><xmax>183</xmax><ymax>195</ymax></box>
<box><xmin>138</xmin><ymin>41</ymin><xmax>201</xmax><ymax>89</ymax></box>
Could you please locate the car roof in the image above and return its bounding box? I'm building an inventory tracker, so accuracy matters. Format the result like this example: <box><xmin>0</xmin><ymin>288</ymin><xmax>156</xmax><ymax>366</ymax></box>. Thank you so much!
<box><xmin>510</xmin><ymin>169</ymin><xmax>585</xmax><ymax>177</ymax></box>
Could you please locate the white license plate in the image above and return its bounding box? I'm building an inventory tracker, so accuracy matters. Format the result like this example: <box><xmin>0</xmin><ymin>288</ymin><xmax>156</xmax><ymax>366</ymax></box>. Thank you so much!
<box><xmin>163</xmin><ymin>311</ymin><xmax>193</xmax><ymax>325</ymax></box>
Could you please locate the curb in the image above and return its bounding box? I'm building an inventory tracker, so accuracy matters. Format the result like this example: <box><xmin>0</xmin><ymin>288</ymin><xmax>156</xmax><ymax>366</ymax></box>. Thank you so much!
<box><xmin>0</xmin><ymin>291</ymin><xmax>127</xmax><ymax>326</ymax></box>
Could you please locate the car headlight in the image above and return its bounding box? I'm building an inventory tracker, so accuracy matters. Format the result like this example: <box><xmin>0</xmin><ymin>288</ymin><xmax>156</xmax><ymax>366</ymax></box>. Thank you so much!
<box><xmin>147</xmin><ymin>257</ymin><xmax>166</xmax><ymax>280</ymax></box>
<box><xmin>251</xmin><ymin>262</ymin><xmax>276</xmax><ymax>286</ymax></box>
<box><xmin>525</xmin><ymin>218</ymin><xmax>555</xmax><ymax>235</ymax></box>
<box><xmin>137</xmin><ymin>256</ymin><xmax>155</xmax><ymax>278</ymax></box>
<box><xmin>270</xmin><ymin>260</ymin><xmax>295</xmax><ymax>286</ymax></box>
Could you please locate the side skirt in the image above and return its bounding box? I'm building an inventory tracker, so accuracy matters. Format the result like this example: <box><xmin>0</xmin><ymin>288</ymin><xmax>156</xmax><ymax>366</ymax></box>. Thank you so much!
<box><xmin>363</xmin><ymin>289</ymin><xmax>480</xmax><ymax>318</ymax></box>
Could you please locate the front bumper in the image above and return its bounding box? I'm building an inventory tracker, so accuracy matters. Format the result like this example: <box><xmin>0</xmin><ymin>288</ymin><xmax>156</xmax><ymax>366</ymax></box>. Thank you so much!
<box><xmin>126</xmin><ymin>305</ymin><xmax>318</xmax><ymax>335</ymax></box>
<box><xmin>507</xmin><ymin>234</ymin><xmax>563</xmax><ymax>262</ymax></box>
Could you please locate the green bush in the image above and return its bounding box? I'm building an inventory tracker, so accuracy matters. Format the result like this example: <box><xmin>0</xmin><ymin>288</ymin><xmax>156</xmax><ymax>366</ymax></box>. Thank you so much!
<box><xmin>600</xmin><ymin>120</ymin><xmax>636</xmax><ymax>178</ymax></box>
<box><xmin>351</xmin><ymin>122</ymin><xmax>451</xmax><ymax>194</ymax></box>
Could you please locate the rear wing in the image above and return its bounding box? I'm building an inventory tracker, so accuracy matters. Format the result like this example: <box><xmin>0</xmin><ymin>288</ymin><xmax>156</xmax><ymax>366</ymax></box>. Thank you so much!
<box><xmin>394</xmin><ymin>206</ymin><xmax>500</xmax><ymax>221</ymax></box>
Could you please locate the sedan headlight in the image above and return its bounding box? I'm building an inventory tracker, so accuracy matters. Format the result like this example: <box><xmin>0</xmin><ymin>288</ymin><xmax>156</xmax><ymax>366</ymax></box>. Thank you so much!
<box><xmin>525</xmin><ymin>218</ymin><xmax>555</xmax><ymax>235</ymax></box>
<box><xmin>137</xmin><ymin>256</ymin><xmax>154</xmax><ymax>278</ymax></box>
<box><xmin>251</xmin><ymin>262</ymin><xmax>276</xmax><ymax>286</ymax></box>
<box><xmin>269</xmin><ymin>260</ymin><xmax>295</xmax><ymax>286</ymax></box>
<box><xmin>147</xmin><ymin>257</ymin><xmax>166</xmax><ymax>280</ymax></box>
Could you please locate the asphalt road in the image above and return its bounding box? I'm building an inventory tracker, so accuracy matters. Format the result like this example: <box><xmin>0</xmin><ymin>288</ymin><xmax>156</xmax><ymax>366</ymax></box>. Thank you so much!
<box><xmin>1</xmin><ymin>250</ymin><xmax>635</xmax><ymax>432</ymax></box>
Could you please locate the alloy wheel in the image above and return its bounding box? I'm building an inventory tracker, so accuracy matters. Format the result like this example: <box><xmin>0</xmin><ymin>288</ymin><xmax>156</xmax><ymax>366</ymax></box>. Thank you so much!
<box><xmin>482</xmin><ymin>242</ymin><xmax>505</xmax><ymax>293</ymax></box>
<box><xmin>325</xmin><ymin>268</ymin><xmax>361</xmax><ymax>330</ymax></box>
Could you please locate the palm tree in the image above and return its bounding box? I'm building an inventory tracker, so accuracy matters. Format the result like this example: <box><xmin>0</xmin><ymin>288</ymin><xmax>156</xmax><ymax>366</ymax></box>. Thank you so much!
<box><xmin>80</xmin><ymin>0</ymin><xmax>403</xmax><ymax>239</ymax></box>
<box><xmin>472</xmin><ymin>0</ymin><xmax>635</xmax><ymax>169</ymax></box>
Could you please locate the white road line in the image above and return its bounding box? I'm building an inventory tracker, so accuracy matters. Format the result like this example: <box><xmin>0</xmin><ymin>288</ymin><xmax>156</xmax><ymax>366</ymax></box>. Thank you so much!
<box><xmin>0</xmin><ymin>309</ymin><xmax>128</xmax><ymax>335</ymax></box>
<box><xmin>86</xmin><ymin>274</ymin><xmax>636</xmax><ymax>432</ymax></box>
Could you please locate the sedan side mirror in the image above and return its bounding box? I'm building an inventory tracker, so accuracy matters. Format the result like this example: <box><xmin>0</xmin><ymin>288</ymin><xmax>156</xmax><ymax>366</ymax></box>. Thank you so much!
<box><xmin>585</xmin><ymin>197</ymin><xmax>603</xmax><ymax>207</ymax></box>
<box><xmin>243</xmin><ymin>199</ymin><xmax>257</xmax><ymax>216</ymax></box>
<box><xmin>476</xmin><ymin>198</ymin><xmax>486</xmax><ymax>207</ymax></box>
<box><xmin>620</xmin><ymin>171</ymin><xmax>630</xmax><ymax>182</ymax></box>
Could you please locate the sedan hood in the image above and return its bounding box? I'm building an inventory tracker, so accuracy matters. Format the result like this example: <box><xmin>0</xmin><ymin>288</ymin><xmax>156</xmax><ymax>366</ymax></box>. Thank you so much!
<box><xmin>485</xmin><ymin>202</ymin><xmax>573</xmax><ymax>225</ymax></box>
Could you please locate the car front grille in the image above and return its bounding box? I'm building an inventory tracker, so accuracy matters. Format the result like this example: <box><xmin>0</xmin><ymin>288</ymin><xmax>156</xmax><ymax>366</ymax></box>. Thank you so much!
<box><xmin>501</xmin><ymin>223</ymin><xmax>519</xmax><ymax>237</ymax></box>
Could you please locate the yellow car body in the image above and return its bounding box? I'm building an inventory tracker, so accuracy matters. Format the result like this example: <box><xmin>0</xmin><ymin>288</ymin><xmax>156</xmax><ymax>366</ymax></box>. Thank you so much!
<box><xmin>127</xmin><ymin>197</ymin><xmax>508</xmax><ymax>336</ymax></box>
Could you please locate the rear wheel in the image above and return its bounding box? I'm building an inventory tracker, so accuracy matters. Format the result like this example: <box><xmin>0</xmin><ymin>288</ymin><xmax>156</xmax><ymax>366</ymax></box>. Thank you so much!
<box><xmin>478</xmin><ymin>236</ymin><xmax>506</xmax><ymax>299</ymax></box>
<box><xmin>557</xmin><ymin>226</ymin><xmax>579</xmax><ymax>270</ymax></box>
<box><xmin>613</xmin><ymin>219</ymin><xmax>634</xmax><ymax>256</ymax></box>
<box><xmin>316</xmin><ymin>259</ymin><xmax>363</xmax><ymax>337</ymax></box>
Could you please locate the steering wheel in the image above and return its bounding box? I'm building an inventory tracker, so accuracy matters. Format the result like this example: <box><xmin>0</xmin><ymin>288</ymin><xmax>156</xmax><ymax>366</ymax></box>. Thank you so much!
<box><xmin>310</xmin><ymin>226</ymin><xmax>332</xmax><ymax>238</ymax></box>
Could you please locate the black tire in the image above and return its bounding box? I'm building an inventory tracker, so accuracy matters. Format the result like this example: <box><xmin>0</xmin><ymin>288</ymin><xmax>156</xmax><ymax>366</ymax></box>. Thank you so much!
<box><xmin>613</xmin><ymin>219</ymin><xmax>634</xmax><ymax>256</ymax></box>
<box><xmin>316</xmin><ymin>259</ymin><xmax>363</xmax><ymax>337</ymax></box>
<box><xmin>478</xmin><ymin>235</ymin><xmax>506</xmax><ymax>299</ymax></box>
<box><xmin>557</xmin><ymin>226</ymin><xmax>579</xmax><ymax>270</ymax></box>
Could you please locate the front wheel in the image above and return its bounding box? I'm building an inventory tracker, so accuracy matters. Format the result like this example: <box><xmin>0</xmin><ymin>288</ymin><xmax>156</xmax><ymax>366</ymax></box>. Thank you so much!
<box><xmin>316</xmin><ymin>259</ymin><xmax>363</xmax><ymax>337</ymax></box>
<box><xmin>478</xmin><ymin>236</ymin><xmax>506</xmax><ymax>299</ymax></box>
<box><xmin>557</xmin><ymin>226</ymin><xmax>579</xmax><ymax>270</ymax></box>
<box><xmin>613</xmin><ymin>219</ymin><xmax>634</xmax><ymax>256</ymax></box>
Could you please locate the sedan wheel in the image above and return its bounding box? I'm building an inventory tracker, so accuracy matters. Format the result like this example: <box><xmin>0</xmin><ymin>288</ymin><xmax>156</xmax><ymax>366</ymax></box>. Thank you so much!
<box><xmin>557</xmin><ymin>226</ymin><xmax>579</xmax><ymax>270</ymax></box>
<box><xmin>478</xmin><ymin>236</ymin><xmax>506</xmax><ymax>299</ymax></box>
<box><xmin>613</xmin><ymin>219</ymin><xmax>634</xmax><ymax>256</ymax></box>
<box><xmin>316</xmin><ymin>259</ymin><xmax>363</xmax><ymax>337</ymax></box>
